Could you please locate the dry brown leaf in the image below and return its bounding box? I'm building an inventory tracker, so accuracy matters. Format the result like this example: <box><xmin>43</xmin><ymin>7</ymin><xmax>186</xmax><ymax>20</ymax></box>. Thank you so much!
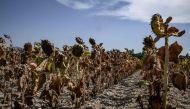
<box><xmin>157</xmin><ymin>41</ymin><xmax>183</xmax><ymax>63</ymax></box>
<box><xmin>169</xmin><ymin>41</ymin><xmax>183</xmax><ymax>63</ymax></box>
<box><xmin>167</xmin><ymin>27</ymin><xmax>179</xmax><ymax>36</ymax></box>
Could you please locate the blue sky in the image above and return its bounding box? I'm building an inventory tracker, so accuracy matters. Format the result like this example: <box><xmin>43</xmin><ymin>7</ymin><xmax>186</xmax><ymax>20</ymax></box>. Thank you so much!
<box><xmin>0</xmin><ymin>0</ymin><xmax>190</xmax><ymax>54</ymax></box>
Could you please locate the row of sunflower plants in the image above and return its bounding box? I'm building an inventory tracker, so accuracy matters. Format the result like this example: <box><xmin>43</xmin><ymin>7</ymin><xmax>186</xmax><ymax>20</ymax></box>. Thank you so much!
<box><xmin>138</xmin><ymin>13</ymin><xmax>188</xmax><ymax>109</ymax></box>
<box><xmin>0</xmin><ymin>35</ymin><xmax>140</xmax><ymax>108</ymax></box>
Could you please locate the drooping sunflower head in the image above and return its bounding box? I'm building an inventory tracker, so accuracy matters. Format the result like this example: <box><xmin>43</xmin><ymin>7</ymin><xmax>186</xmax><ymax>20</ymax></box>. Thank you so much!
<box><xmin>24</xmin><ymin>42</ymin><xmax>32</xmax><ymax>54</ymax></box>
<box><xmin>75</xmin><ymin>37</ymin><xmax>84</xmax><ymax>44</ymax></box>
<box><xmin>72</xmin><ymin>44</ymin><xmax>84</xmax><ymax>57</ymax></box>
<box><xmin>143</xmin><ymin>35</ymin><xmax>155</xmax><ymax>48</ymax></box>
<box><xmin>89</xmin><ymin>37</ymin><xmax>96</xmax><ymax>45</ymax></box>
<box><xmin>151</xmin><ymin>13</ymin><xmax>165</xmax><ymax>38</ymax></box>
<box><xmin>41</xmin><ymin>40</ymin><xmax>54</xmax><ymax>56</ymax></box>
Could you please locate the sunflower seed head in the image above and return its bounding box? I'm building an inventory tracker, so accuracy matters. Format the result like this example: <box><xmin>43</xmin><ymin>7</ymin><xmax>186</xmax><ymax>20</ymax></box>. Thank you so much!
<box><xmin>41</xmin><ymin>40</ymin><xmax>54</xmax><ymax>56</ymax></box>
<box><xmin>89</xmin><ymin>38</ymin><xmax>96</xmax><ymax>45</ymax></box>
<box><xmin>72</xmin><ymin>44</ymin><xmax>84</xmax><ymax>57</ymax></box>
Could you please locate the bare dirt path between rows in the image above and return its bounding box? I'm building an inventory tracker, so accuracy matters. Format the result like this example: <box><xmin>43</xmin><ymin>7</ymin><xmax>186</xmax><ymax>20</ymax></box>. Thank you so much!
<box><xmin>6</xmin><ymin>70</ymin><xmax>188</xmax><ymax>109</ymax></box>
<box><xmin>79</xmin><ymin>70</ymin><xmax>190</xmax><ymax>109</ymax></box>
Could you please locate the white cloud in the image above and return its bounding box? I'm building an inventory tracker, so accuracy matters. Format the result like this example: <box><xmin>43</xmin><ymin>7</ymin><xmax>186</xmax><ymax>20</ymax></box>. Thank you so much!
<box><xmin>56</xmin><ymin>0</ymin><xmax>95</xmax><ymax>10</ymax></box>
<box><xmin>56</xmin><ymin>0</ymin><xmax>190</xmax><ymax>23</ymax></box>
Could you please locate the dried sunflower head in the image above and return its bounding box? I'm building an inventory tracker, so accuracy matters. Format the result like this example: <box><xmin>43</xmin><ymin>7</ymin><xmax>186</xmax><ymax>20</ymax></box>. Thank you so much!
<box><xmin>41</xmin><ymin>40</ymin><xmax>54</xmax><ymax>56</ymax></box>
<box><xmin>89</xmin><ymin>38</ymin><xmax>96</xmax><ymax>45</ymax></box>
<box><xmin>55</xmin><ymin>51</ymin><xmax>65</xmax><ymax>68</ymax></box>
<box><xmin>24</xmin><ymin>42</ymin><xmax>32</xmax><ymax>54</ymax></box>
<box><xmin>143</xmin><ymin>35</ymin><xmax>155</xmax><ymax>48</ymax></box>
<box><xmin>75</xmin><ymin>37</ymin><xmax>84</xmax><ymax>44</ymax></box>
<box><xmin>72</xmin><ymin>44</ymin><xmax>84</xmax><ymax>57</ymax></box>
<box><xmin>151</xmin><ymin>13</ymin><xmax>165</xmax><ymax>38</ymax></box>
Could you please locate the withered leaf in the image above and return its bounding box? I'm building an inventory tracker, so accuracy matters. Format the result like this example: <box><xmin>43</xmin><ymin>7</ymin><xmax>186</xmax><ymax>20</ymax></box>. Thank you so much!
<box><xmin>169</xmin><ymin>41</ymin><xmax>183</xmax><ymax>63</ymax></box>
<box><xmin>167</xmin><ymin>27</ymin><xmax>179</xmax><ymax>36</ymax></box>
<box><xmin>157</xmin><ymin>41</ymin><xmax>183</xmax><ymax>63</ymax></box>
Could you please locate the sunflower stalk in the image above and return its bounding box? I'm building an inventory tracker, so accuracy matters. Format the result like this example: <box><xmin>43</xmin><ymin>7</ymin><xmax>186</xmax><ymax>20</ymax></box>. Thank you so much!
<box><xmin>163</xmin><ymin>36</ymin><xmax>169</xmax><ymax>109</ymax></box>
<box><xmin>75</xmin><ymin>59</ymin><xmax>80</xmax><ymax>108</ymax></box>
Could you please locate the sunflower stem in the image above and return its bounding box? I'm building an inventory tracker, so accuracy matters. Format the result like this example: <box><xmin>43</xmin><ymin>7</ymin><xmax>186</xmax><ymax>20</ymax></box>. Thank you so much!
<box><xmin>163</xmin><ymin>35</ymin><xmax>169</xmax><ymax>109</ymax></box>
